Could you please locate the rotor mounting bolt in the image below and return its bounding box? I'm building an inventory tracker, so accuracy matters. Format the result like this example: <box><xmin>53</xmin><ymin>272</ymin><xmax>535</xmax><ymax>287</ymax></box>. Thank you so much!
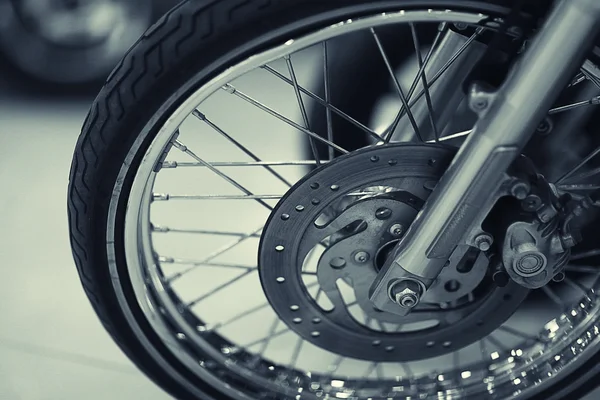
<box><xmin>375</xmin><ymin>208</ymin><xmax>392</xmax><ymax>220</ymax></box>
<box><xmin>354</xmin><ymin>251</ymin><xmax>370</xmax><ymax>264</ymax></box>
<box><xmin>475</xmin><ymin>234</ymin><xmax>493</xmax><ymax>252</ymax></box>
<box><xmin>390</xmin><ymin>280</ymin><xmax>422</xmax><ymax>309</ymax></box>
<box><xmin>390</xmin><ymin>223</ymin><xmax>404</xmax><ymax>236</ymax></box>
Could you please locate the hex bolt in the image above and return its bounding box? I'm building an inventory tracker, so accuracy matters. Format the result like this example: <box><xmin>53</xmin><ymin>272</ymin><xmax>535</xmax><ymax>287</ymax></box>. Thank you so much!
<box><xmin>389</xmin><ymin>223</ymin><xmax>404</xmax><ymax>236</ymax></box>
<box><xmin>492</xmin><ymin>264</ymin><xmax>510</xmax><ymax>287</ymax></box>
<box><xmin>510</xmin><ymin>181</ymin><xmax>530</xmax><ymax>200</ymax></box>
<box><xmin>375</xmin><ymin>208</ymin><xmax>392</xmax><ymax>220</ymax></box>
<box><xmin>471</xmin><ymin>98</ymin><xmax>488</xmax><ymax>111</ymax></box>
<box><xmin>522</xmin><ymin>195</ymin><xmax>542</xmax><ymax>211</ymax></box>
<box><xmin>354</xmin><ymin>251</ymin><xmax>370</xmax><ymax>264</ymax></box>
<box><xmin>475</xmin><ymin>234</ymin><xmax>493</xmax><ymax>252</ymax></box>
<box><xmin>390</xmin><ymin>280</ymin><xmax>422</xmax><ymax>309</ymax></box>
<box><xmin>552</xmin><ymin>271</ymin><xmax>566</xmax><ymax>282</ymax></box>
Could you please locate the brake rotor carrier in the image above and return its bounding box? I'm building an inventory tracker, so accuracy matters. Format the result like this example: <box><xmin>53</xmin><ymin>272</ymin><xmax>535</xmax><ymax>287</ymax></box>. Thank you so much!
<box><xmin>259</xmin><ymin>144</ymin><xmax>529</xmax><ymax>361</ymax></box>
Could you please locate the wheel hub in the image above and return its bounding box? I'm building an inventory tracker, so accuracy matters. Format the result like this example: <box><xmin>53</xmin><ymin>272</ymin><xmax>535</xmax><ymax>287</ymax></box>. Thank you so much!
<box><xmin>259</xmin><ymin>144</ymin><xmax>529</xmax><ymax>361</ymax></box>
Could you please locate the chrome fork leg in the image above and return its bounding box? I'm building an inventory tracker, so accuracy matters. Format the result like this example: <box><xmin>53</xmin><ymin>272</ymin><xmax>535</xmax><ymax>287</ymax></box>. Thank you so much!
<box><xmin>370</xmin><ymin>0</ymin><xmax>600</xmax><ymax>315</ymax></box>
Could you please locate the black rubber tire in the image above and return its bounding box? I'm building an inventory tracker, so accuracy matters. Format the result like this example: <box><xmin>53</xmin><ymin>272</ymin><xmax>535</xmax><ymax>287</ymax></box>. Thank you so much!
<box><xmin>66</xmin><ymin>0</ymin><xmax>599</xmax><ymax>399</ymax></box>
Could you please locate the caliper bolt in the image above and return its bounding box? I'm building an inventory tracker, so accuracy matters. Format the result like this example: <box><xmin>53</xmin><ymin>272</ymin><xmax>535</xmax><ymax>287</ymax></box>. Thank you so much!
<box><xmin>475</xmin><ymin>233</ymin><xmax>494</xmax><ymax>252</ymax></box>
<box><xmin>552</xmin><ymin>271</ymin><xmax>566</xmax><ymax>282</ymax></box>
<box><xmin>354</xmin><ymin>251</ymin><xmax>370</xmax><ymax>264</ymax></box>
<box><xmin>390</xmin><ymin>223</ymin><xmax>404</xmax><ymax>236</ymax></box>
<box><xmin>390</xmin><ymin>280</ymin><xmax>422</xmax><ymax>309</ymax></box>
<box><xmin>510</xmin><ymin>181</ymin><xmax>530</xmax><ymax>200</ymax></box>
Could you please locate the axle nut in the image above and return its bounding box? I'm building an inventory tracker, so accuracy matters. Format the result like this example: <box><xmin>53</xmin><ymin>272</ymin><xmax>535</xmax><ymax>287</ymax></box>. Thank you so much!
<box><xmin>390</xmin><ymin>280</ymin><xmax>422</xmax><ymax>309</ymax></box>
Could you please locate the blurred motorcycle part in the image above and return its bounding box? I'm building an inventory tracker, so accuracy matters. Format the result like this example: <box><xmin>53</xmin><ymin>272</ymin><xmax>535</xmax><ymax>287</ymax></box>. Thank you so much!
<box><xmin>0</xmin><ymin>0</ymin><xmax>163</xmax><ymax>84</ymax></box>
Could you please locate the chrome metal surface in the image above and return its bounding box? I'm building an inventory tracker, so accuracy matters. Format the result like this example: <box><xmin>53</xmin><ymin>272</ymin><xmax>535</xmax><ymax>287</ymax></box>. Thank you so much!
<box><xmin>99</xmin><ymin>5</ymin><xmax>600</xmax><ymax>400</ymax></box>
<box><xmin>503</xmin><ymin>219</ymin><xmax>570</xmax><ymax>288</ymax></box>
<box><xmin>371</xmin><ymin>0</ymin><xmax>600</xmax><ymax>311</ymax></box>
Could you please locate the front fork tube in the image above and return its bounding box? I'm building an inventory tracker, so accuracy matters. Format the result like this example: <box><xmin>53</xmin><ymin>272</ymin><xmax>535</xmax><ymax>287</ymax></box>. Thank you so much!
<box><xmin>370</xmin><ymin>0</ymin><xmax>600</xmax><ymax>315</ymax></box>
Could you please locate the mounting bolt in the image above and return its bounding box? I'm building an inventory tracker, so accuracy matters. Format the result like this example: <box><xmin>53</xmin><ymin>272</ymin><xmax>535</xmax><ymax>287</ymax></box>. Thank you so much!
<box><xmin>552</xmin><ymin>271</ymin><xmax>566</xmax><ymax>282</ymax></box>
<box><xmin>475</xmin><ymin>233</ymin><xmax>493</xmax><ymax>252</ymax></box>
<box><xmin>390</xmin><ymin>280</ymin><xmax>422</xmax><ymax>309</ymax></box>
<box><xmin>536</xmin><ymin>117</ymin><xmax>553</xmax><ymax>135</ymax></box>
<box><xmin>471</xmin><ymin>98</ymin><xmax>489</xmax><ymax>111</ymax></box>
<box><xmin>375</xmin><ymin>208</ymin><xmax>392</xmax><ymax>220</ymax></box>
<box><xmin>510</xmin><ymin>181</ymin><xmax>530</xmax><ymax>200</ymax></box>
<box><xmin>354</xmin><ymin>251</ymin><xmax>370</xmax><ymax>264</ymax></box>
<box><xmin>390</xmin><ymin>223</ymin><xmax>405</xmax><ymax>236</ymax></box>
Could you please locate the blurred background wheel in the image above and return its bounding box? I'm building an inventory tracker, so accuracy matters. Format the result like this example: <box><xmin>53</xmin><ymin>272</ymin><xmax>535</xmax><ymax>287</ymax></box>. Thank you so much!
<box><xmin>0</xmin><ymin>0</ymin><xmax>176</xmax><ymax>87</ymax></box>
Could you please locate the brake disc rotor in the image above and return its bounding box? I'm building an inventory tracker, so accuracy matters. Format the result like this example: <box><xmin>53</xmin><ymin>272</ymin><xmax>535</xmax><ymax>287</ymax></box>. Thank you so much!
<box><xmin>259</xmin><ymin>144</ymin><xmax>529</xmax><ymax>362</ymax></box>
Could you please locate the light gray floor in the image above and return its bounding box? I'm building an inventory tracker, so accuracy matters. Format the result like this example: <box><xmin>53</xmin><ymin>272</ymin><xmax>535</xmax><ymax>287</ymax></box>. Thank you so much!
<box><xmin>0</xmin><ymin>93</ymin><xmax>171</xmax><ymax>400</ymax></box>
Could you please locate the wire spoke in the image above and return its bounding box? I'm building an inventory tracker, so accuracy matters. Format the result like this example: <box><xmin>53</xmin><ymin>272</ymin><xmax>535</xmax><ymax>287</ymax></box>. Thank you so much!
<box><xmin>479</xmin><ymin>339</ymin><xmax>491</xmax><ymax>360</ymax></box>
<box><xmin>549</xmin><ymin>96</ymin><xmax>600</xmax><ymax>115</ymax></box>
<box><xmin>222</xmin><ymin>84</ymin><xmax>348</xmax><ymax>154</ymax></box>
<box><xmin>210</xmin><ymin>282</ymin><xmax>319</xmax><ymax>332</ymax></box>
<box><xmin>571</xmin><ymin>249</ymin><xmax>600</xmax><ymax>261</ymax></box>
<box><xmin>426</xmin><ymin>128</ymin><xmax>472</xmax><ymax>143</ymax></box>
<box><xmin>187</xmin><ymin>269</ymin><xmax>255</xmax><ymax>307</ymax></box>
<box><xmin>192</xmin><ymin>110</ymin><xmax>293</xmax><ymax>187</ymax></box>
<box><xmin>261</xmin><ymin>65</ymin><xmax>381</xmax><ymax>142</ymax></box>
<box><xmin>384</xmin><ymin>27</ymin><xmax>483</xmax><ymax>142</ymax></box>
<box><xmin>410</xmin><ymin>23</ymin><xmax>439</xmax><ymax>142</ymax></box>
<box><xmin>498</xmin><ymin>326</ymin><xmax>541</xmax><ymax>343</ymax></box>
<box><xmin>557</xmin><ymin>184</ymin><xmax>600</xmax><ymax>191</ymax></box>
<box><xmin>362</xmin><ymin>362</ymin><xmax>378</xmax><ymax>379</ymax></box>
<box><xmin>555</xmin><ymin>144</ymin><xmax>600</xmax><ymax>184</ymax></box>
<box><xmin>153</xmin><ymin>193</ymin><xmax>282</xmax><ymax>201</ymax></box>
<box><xmin>400</xmin><ymin>362</ymin><xmax>413</xmax><ymax>376</ymax></box>
<box><xmin>285</xmin><ymin>55</ymin><xmax>321</xmax><ymax>166</ymax></box>
<box><xmin>371</xmin><ymin>28</ymin><xmax>423</xmax><ymax>142</ymax></box>
<box><xmin>172</xmin><ymin>140</ymin><xmax>274</xmax><ymax>211</ymax></box>
<box><xmin>384</xmin><ymin>22</ymin><xmax>448</xmax><ymax>142</ymax></box>
<box><xmin>152</xmin><ymin>225</ymin><xmax>261</xmax><ymax>237</ymax></box>
<box><xmin>290</xmin><ymin>337</ymin><xmax>304</xmax><ymax>368</ymax></box>
<box><xmin>159</xmin><ymin>256</ymin><xmax>256</xmax><ymax>272</ymax></box>
<box><xmin>542</xmin><ymin>286</ymin><xmax>565</xmax><ymax>307</ymax></box>
<box><xmin>486</xmin><ymin>335</ymin><xmax>508</xmax><ymax>352</ymax></box>
<box><xmin>167</xmin><ymin>225</ymin><xmax>263</xmax><ymax>281</ymax></box>
<box><xmin>162</xmin><ymin>160</ymin><xmax>325</xmax><ymax>168</ymax></box>
<box><xmin>561</xmin><ymin>165</ymin><xmax>600</xmax><ymax>185</ymax></box>
<box><xmin>565</xmin><ymin>264</ymin><xmax>600</xmax><ymax>274</ymax></box>
<box><xmin>328</xmin><ymin>355</ymin><xmax>345</xmax><ymax>372</ymax></box>
<box><xmin>254</xmin><ymin>319</ymin><xmax>286</xmax><ymax>355</ymax></box>
<box><xmin>563</xmin><ymin>276</ymin><xmax>591</xmax><ymax>294</ymax></box>
<box><xmin>323</xmin><ymin>41</ymin><xmax>335</xmax><ymax>160</ymax></box>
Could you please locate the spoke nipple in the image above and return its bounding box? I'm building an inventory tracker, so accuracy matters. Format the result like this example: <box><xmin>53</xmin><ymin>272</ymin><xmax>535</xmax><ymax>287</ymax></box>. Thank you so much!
<box><xmin>192</xmin><ymin>109</ymin><xmax>206</xmax><ymax>120</ymax></box>
<box><xmin>390</xmin><ymin>223</ymin><xmax>405</xmax><ymax>236</ymax></box>
<box><xmin>222</xmin><ymin>84</ymin><xmax>236</xmax><ymax>94</ymax></box>
<box><xmin>354</xmin><ymin>251</ymin><xmax>370</xmax><ymax>264</ymax></box>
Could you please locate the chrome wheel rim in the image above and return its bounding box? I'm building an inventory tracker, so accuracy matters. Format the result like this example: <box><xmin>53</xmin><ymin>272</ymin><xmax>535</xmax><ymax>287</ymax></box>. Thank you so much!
<box><xmin>110</xmin><ymin>8</ymin><xmax>600</xmax><ymax>399</ymax></box>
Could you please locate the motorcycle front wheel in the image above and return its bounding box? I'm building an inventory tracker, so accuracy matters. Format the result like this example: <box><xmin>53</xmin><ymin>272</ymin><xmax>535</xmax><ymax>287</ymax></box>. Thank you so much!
<box><xmin>68</xmin><ymin>0</ymin><xmax>600</xmax><ymax>399</ymax></box>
